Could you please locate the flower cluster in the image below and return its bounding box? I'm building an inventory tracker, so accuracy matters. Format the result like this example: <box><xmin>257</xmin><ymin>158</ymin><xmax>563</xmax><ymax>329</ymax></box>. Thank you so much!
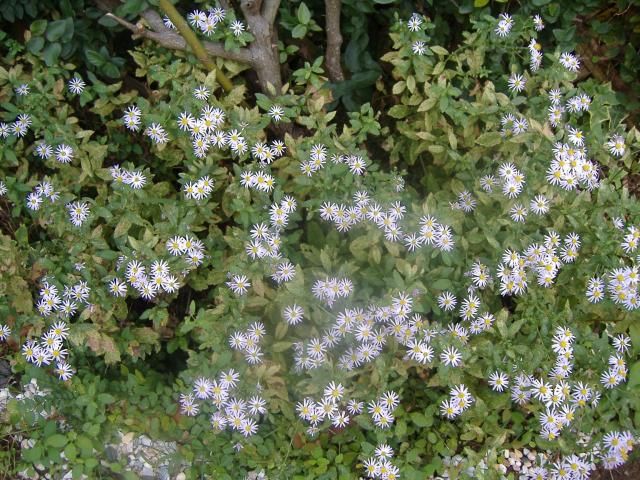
<box><xmin>21</xmin><ymin>321</ymin><xmax>74</xmax><ymax>381</ymax></box>
<box><xmin>496</xmin><ymin>232</ymin><xmax>579</xmax><ymax>294</ymax></box>
<box><xmin>109</xmin><ymin>165</ymin><xmax>147</xmax><ymax>189</ymax></box>
<box><xmin>320</xmin><ymin>196</ymin><xmax>455</xmax><ymax>253</ymax></box>
<box><xmin>109</xmin><ymin>241</ymin><xmax>204</xmax><ymax>300</ymax></box>
<box><xmin>245</xmin><ymin>221</ymin><xmax>285</xmax><ymax>260</ymax></box>
<box><xmin>251</xmin><ymin>139</ymin><xmax>286</xmax><ymax>164</ymax></box>
<box><xmin>527</xmin><ymin>38</ymin><xmax>543</xmax><ymax>72</ymax></box>
<box><xmin>0</xmin><ymin>113</ymin><xmax>31</xmax><ymax>138</ymax></box>
<box><xmin>500</xmin><ymin>113</ymin><xmax>529</xmax><ymax>137</ymax></box>
<box><xmin>144</xmin><ymin>123</ymin><xmax>169</xmax><ymax>144</ymax></box>
<box><xmin>546</xmin><ymin>140</ymin><xmax>599</xmax><ymax>191</ymax></box>
<box><xmin>559</xmin><ymin>52</ymin><xmax>581</xmax><ymax>73</ymax></box>
<box><xmin>33</xmin><ymin>142</ymin><xmax>75</xmax><ymax>164</ymax></box>
<box><xmin>566</xmin><ymin>92</ymin><xmax>592</xmax><ymax>115</ymax></box>
<box><xmin>440</xmin><ymin>384</ymin><xmax>474</xmax><ymax>419</ymax></box>
<box><xmin>240</xmin><ymin>170</ymin><xmax>275</xmax><ymax>192</ymax></box>
<box><xmin>122</xmin><ymin>105</ymin><xmax>142</xmax><ymax>131</ymax></box>
<box><xmin>494</xmin><ymin>13</ymin><xmax>514</xmax><ymax>37</ymax></box>
<box><xmin>601</xmin><ymin>430</ymin><xmax>636</xmax><ymax>469</ymax></box>
<box><xmin>450</xmin><ymin>190</ymin><xmax>477</xmax><ymax>213</ymax></box>
<box><xmin>186</xmin><ymin>7</ymin><xmax>248</xmax><ymax>38</ymax></box>
<box><xmin>362</xmin><ymin>444</ymin><xmax>400</xmax><ymax>479</ymax></box>
<box><xmin>179</xmin><ymin>369</ymin><xmax>266</xmax><ymax>438</ymax></box>
<box><xmin>297</xmin><ymin>384</ymin><xmax>399</xmax><ymax>435</ymax></box>
<box><xmin>166</xmin><ymin>235</ymin><xmax>207</xmax><ymax>268</ymax></box>
<box><xmin>479</xmin><ymin>327</ymin><xmax>634</xmax><ymax>448</ymax></box>
<box><xmin>183</xmin><ymin>175</ymin><xmax>214</xmax><ymax>200</ymax></box>
<box><xmin>312</xmin><ymin>277</ymin><xmax>354</xmax><ymax>307</ymax></box>
<box><xmin>228</xmin><ymin>322</ymin><xmax>265</xmax><ymax>365</ymax></box>
<box><xmin>187</xmin><ymin>8</ymin><xmax>226</xmax><ymax>35</ymax></box>
<box><xmin>35</xmin><ymin>279</ymin><xmax>91</xmax><ymax>319</ymax></box>
<box><xmin>25</xmin><ymin>181</ymin><xmax>60</xmax><ymax>211</ymax></box>
<box><xmin>404</xmin><ymin>12</ymin><xmax>428</xmax><ymax>56</ymax></box>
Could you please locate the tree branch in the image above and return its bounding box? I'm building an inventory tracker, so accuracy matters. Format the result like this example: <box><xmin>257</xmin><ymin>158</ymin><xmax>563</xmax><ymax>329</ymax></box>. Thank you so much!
<box><xmin>262</xmin><ymin>0</ymin><xmax>281</xmax><ymax>23</ymax></box>
<box><xmin>157</xmin><ymin>0</ymin><xmax>234</xmax><ymax>92</ymax></box>
<box><xmin>101</xmin><ymin>0</ymin><xmax>281</xmax><ymax>95</ymax></box>
<box><xmin>324</xmin><ymin>0</ymin><xmax>344</xmax><ymax>82</ymax></box>
<box><xmin>240</xmin><ymin>0</ymin><xmax>283</xmax><ymax>92</ymax></box>
<box><xmin>139</xmin><ymin>9</ymin><xmax>171</xmax><ymax>33</ymax></box>
<box><xmin>240</xmin><ymin>0</ymin><xmax>263</xmax><ymax>16</ymax></box>
<box><xmin>104</xmin><ymin>12</ymin><xmax>251</xmax><ymax>67</ymax></box>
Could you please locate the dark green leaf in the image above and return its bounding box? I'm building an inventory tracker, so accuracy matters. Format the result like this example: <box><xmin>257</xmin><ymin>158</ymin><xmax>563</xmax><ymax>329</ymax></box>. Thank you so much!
<box><xmin>27</xmin><ymin>36</ymin><xmax>44</xmax><ymax>54</ymax></box>
<box><xmin>42</xmin><ymin>42</ymin><xmax>62</xmax><ymax>66</ymax></box>
<box><xmin>30</xmin><ymin>19</ymin><xmax>47</xmax><ymax>36</ymax></box>
<box><xmin>46</xmin><ymin>19</ymin><xmax>68</xmax><ymax>42</ymax></box>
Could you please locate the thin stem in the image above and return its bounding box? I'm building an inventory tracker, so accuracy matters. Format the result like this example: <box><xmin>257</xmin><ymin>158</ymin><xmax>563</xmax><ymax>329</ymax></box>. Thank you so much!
<box><xmin>158</xmin><ymin>0</ymin><xmax>234</xmax><ymax>92</ymax></box>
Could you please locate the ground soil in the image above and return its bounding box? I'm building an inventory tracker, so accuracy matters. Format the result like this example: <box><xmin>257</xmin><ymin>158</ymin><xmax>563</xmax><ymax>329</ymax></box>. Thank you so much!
<box><xmin>590</xmin><ymin>458</ymin><xmax>640</xmax><ymax>479</ymax></box>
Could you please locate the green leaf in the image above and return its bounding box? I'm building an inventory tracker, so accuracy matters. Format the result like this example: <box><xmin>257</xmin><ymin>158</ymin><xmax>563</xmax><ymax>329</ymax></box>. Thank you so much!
<box><xmin>76</xmin><ymin>435</ymin><xmax>93</xmax><ymax>456</ymax></box>
<box><xmin>46</xmin><ymin>434</ymin><xmax>68</xmax><ymax>448</ymax></box>
<box><xmin>42</xmin><ymin>42</ymin><xmax>62</xmax><ymax>66</ymax></box>
<box><xmin>410</xmin><ymin>411</ymin><xmax>431</xmax><ymax>427</ymax></box>
<box><xmin>297</xmin><ymin>3</ymin><xmax>311</xmax><ymax>24</ymax></box>
<box><xmin>64</xmin><ymin>443</ymin><xmax>78</xmax><ymax>460</ymax></box>
<box><xmin>430</xmin><ymin>46</ymin><xmax>449</xmax><ymax>56</ymax></box>
<box><xmin>272</xmin><ymin>341</ymin><xmax>292</xmax><ymax>352</ymax></box>
<box><xmin>85</xmin><ymin>48</ymin><xmax>105</xmax><ymax>67</ymax></box>
<box><xmin>388</xmin><ymin>105</ymin><xmax>409</xmax><ymax>119</ymax></box>
<box><xmin>475</xmin><ymin>132</ymin><xmax>502</xmax><ymax>147</ymax></box>
<box><xmin>474</xmin><ymin>0</ymin><xmax>489</xmax><ymax>7</ymax></box>
<box><xmin>27</xmin><ymin>36</ymin><xmax>44</xmax><ymax>54</ymax></box>
<box><xmin>629</xmin><ymin>361</ymin><xmax>640</xmax><ymax>388</ymax></box>
<box><xmin>103</xmin><ymin>63</ymin><xmax>121</xmax><ymax>79</ymax></box>
<box><xmin>46</xmin><ymin>19</ymin><xmax>68</xmax><ymax>42</ymax></box>
<box><xmin>30</xmin><ymin>19</ymin><xmax>47</xmax><ymax>36</ymax></box>
<box><xmin>292</xmin><ymin>24</ymin><xmax>307</xmax><ymax>39</ymax></box>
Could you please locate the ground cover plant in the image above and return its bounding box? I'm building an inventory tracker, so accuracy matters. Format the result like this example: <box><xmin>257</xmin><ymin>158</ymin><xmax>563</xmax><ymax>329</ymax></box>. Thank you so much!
<box><xmin>0</xmin><ymin>1</ymin><xmax>640</xmax><ymax>479</ymax></box>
